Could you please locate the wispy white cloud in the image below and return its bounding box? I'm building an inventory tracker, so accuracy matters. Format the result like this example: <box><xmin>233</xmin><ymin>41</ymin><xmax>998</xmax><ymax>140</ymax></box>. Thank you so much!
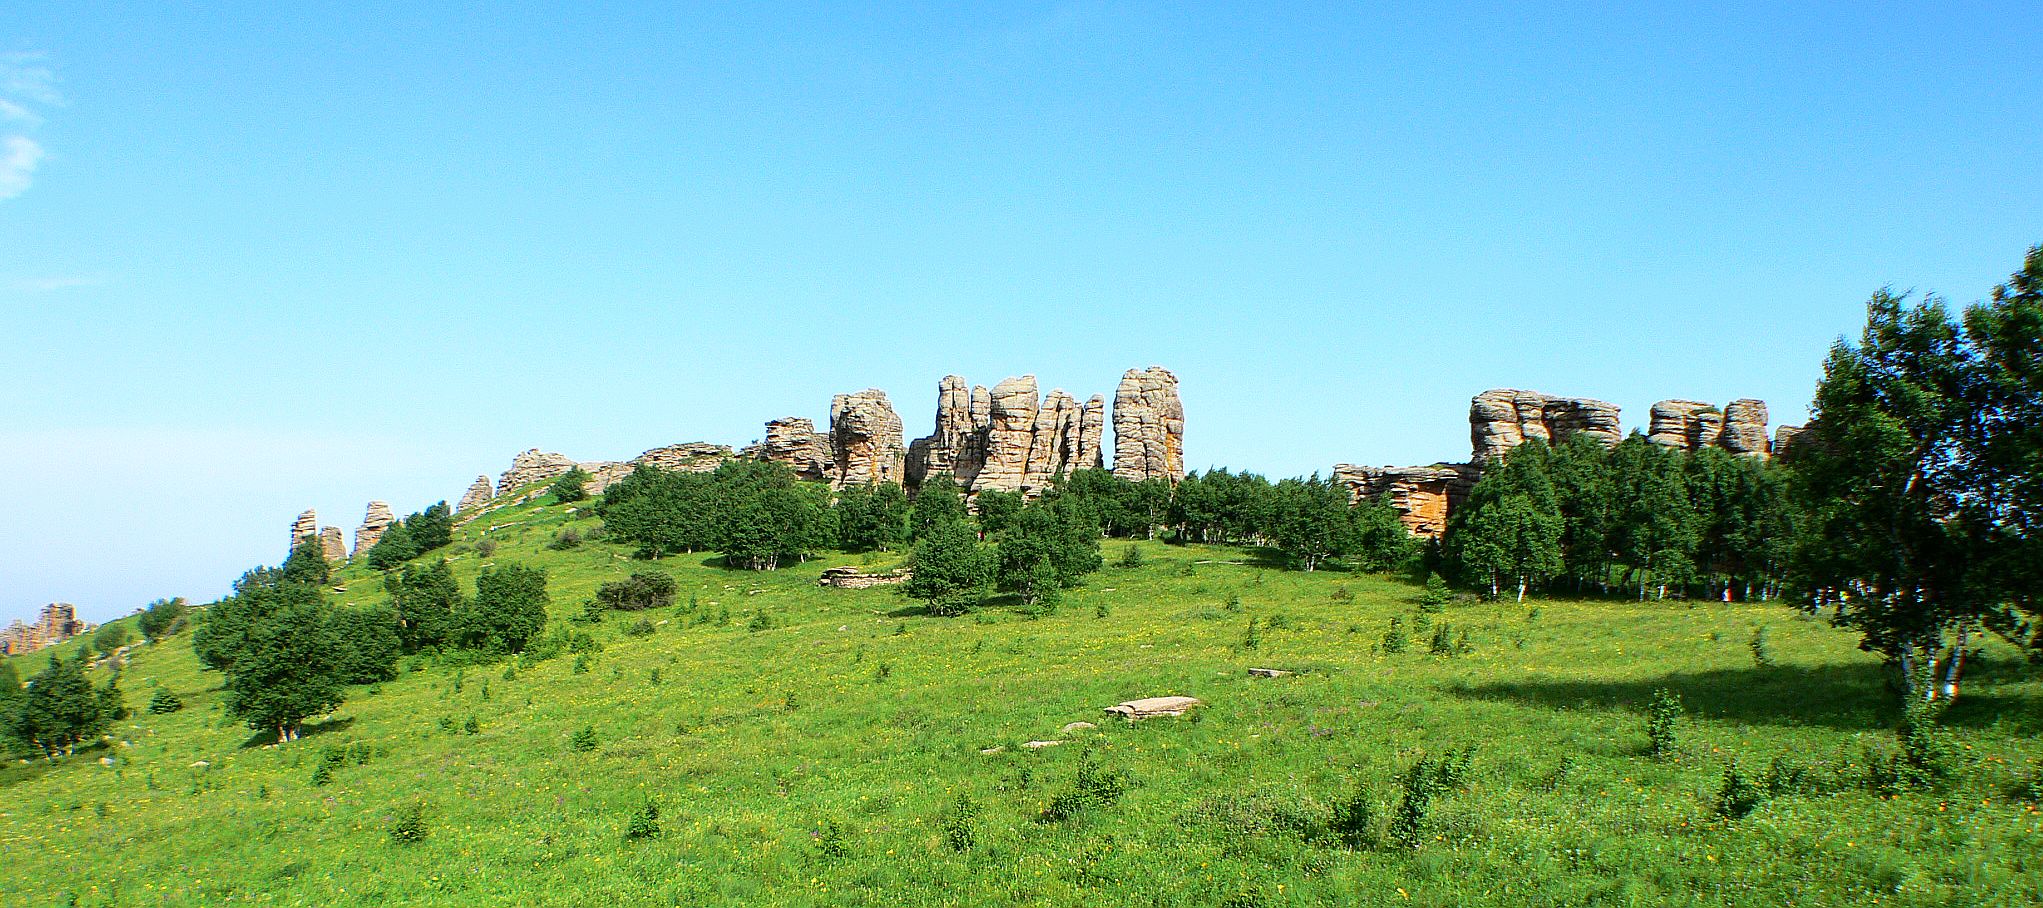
<box><xmin>12</xmin><ymin>274</ymin><xmax>103</xmax><ymax>293</ymax></box>
<box><xmin>0</xmin><ymin>53</ymin><xmax>59</xmax><ymax>202</ymax></box>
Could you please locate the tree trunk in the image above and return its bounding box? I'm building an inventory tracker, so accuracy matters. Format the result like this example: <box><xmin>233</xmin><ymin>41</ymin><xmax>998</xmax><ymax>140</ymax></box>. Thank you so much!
<box><xmin>1517</xmin><ymin>579</ymin><xmax>1527</xmax><ymax>603</ymax></box>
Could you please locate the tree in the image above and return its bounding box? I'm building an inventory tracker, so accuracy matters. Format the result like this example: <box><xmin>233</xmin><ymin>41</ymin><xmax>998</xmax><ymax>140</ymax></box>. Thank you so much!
<box><xmin>7</xmin><ymin>654</ymin><xmax>113</xmax><ymax>757</ymax></box>
<box><xmin>137</xmin><ymin>597</ymin><xmax>189</xmax><ymax>643</ymax></box>
<box><xmin>836</xmin><ymin>482</ymin><xmax>910</xmax><ymax>552</ymax></box>
<box><xmin>550</xmin><ymin>467</ymin><xmax>592</xmax><ymax>503</ymax></box>
<box><xmin>364</xmin><ymin>521</ymin><xmax>420</xmax><ymax>570</ymax></box>
<box><xmin>221</xmin><ymin>593</ymin><xmax>346</xmax><ymax>743</ymax></box>
<box><xmin>1549</xmin><ymin>435</ymin><xmax>1617</xmax><ymax>592</ymax></box>
<box><xmin>1608</xmin><ymin>436</ymin><xmax>1698</xmax><ymax>599</ymax></box>
<box><xmin>386</xmin><ymin>560</ymin><xmax>466</xmax><ymax>652</ymax></box>
<box><xmin>1269</xmin><ymin>476</ymin><xmax>1357</xmax><ymax>571</ymax></box>
<box><xmin>280</xmin><ymin>538</ymin><xmax>331</xmax><ymax>586</ymax></box>
<box><xmin>596</xmin><ymin>571</ymin><xmax>678</xmax><ymax>611</ymax></box>
<box><xmin>972</xmin><ymin>489</ymin><xmax>1025</xmax><ymax>539</ymax></box>
<box><xmin>1352</xmin><ymin>494</ymin><xmax>1418</xmax><ymax>572</ymax></box>
<box><xmin>904</xmin><ymin>520</ymin><xmax>993</xmax><ymax>616</ymax></box>
<box><xmin>995</xmin><ymin>500</ymin><xmax>1103</xmax><ymax>608</ymax></box>
<box><xmin>1793</xmin><ymin>289</ymin><xmax>1982</xmax><ymax>702</ymax></box>
<box><xmin>600</xmin><ymin>465</ymin><xmax>719</xmax><ymax>556</ymax></box>
<box><xmin>406</xmin><ymin>502</ymin><xmax>455</xmax><ymax>554</ymax></box>
<box><xmin>324</xmin><ymin>606</ymin><xmax>402</xmax><ymax>685</ymax></box>
<box><xmin>1963</xmin><ymin>246</ymin><xmax>2043</xmax><ymax>646</ymax></box>
<box><xmin>91</xmin><ymin>621</ymin><xmax>131</xmax><ymax>658</ymax></box>
<box><xmin>910</xmin><ymin>474</ymin><xmax>970</xmax><ymax>540</ymax></box>
<box><xmin>459</xmin><ymin>564</ymin><xmax>550</xmax><ymax>655</ymax></box>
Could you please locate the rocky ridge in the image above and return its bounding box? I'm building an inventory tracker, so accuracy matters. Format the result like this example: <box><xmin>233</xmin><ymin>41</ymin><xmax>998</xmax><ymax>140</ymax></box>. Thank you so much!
<box><xmin>0</xmin><ymin>603</ymin><xmax>89</xmax><ymax>656</ymax></box>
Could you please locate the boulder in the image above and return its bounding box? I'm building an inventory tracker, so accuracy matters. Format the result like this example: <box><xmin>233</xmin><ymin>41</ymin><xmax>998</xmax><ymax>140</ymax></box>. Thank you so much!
<box><xmin>1331</xmin><ymin>463</ymin><xmax>1479</xmax><ymax>538</ymax></box>
<box><xmin>1111</xmin><ymin>366</ymin><xmax>1186</xmax><ymax>482</ymax></box>
<box><xmin>1060</xmin><ymin>721</ymin><xmax>1099</xmax><ymax>733</ymax></box>
<box><xmin>1647</xmin><ymin>400</ymin><xmax>1725</xmax><ymax>450</ymax></box>
<box><xmin>497</xmin><ymin>449</ymin><xmax>578</xmax><ymax>497</ymax></box>
<box><xmin>1773</xmin><ymin>424</ymin><xmax>1804</xmax><ymax>456</ymax></box>
<box><xmin>353</xmin><ymin>501</ymin><xmax>396</xmax><ymax>556</ymax></box>
<box><xmin>827</xmin><ymin>390</ymin><xmax>907</xmax><ymax>488</ymax></box>
<box><xmin>744</xmin><ymin>419</ymin><xmax>832</xmax><ymax>483</ymax></box>
<box><xmin>1247</xmin><ymin>668</ymin><xmax>1294</xmax><ymax>678</ymax></box>
<box><xmin>456</xmin><ymin>475</ymin><xmax>494</xmax><ymax>514</ymax></box>
<box><xmin>1103</xmin><ymin>695</ymin><xmax>1201</xmax><ymax>719</ymax></box>
<box><xmin>817</xmin><ymin>567</ymin><xmax>911</xmax><ymax>589</ymax></box>
<box><xmin>1470</xmin><ymin>389</ymin><xmax>1622</xmax><ymax>462</ymax></box>
<box><xmin>1021</xmin><ymin>740</ymin><xmax>1062</xmax><ymax>749</ymax></box>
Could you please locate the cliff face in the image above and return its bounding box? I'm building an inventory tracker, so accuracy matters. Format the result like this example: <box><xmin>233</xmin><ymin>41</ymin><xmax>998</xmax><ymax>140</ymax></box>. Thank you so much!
<box><xmin>827</xmin><ymin>390</ymin><xmax>907</xmax><ymax>488</ymax></box>
<box><xmin>904</xmin><ymin>375</ymin><xmax>1106</xmax><ymax>497</ymax></box>
<box><xmin>1111</xmin><ymin>366</ymin><xmax>1185</xmax><ymax>483</ymax></box>
<box><xmin>1650</xmin><ymin>398</ymin><xmax>1773</xmax><ymax>458</ymax></box>
<box><xmin>1469</xmin><ymin>389</ymin><xmax>1623</xmax><ymax>463</ymax></box>
<box><xmin>1</xmin><ymin>603</ymin><xmax>89</xmax><ymax>655</ymax></box>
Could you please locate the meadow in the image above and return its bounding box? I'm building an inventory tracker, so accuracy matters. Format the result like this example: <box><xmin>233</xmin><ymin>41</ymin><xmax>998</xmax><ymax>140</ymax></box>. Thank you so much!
<box><xmin>5</xmin><ymin>492</ymin><xmax>2041</xmax><ymax>907</ymax></box>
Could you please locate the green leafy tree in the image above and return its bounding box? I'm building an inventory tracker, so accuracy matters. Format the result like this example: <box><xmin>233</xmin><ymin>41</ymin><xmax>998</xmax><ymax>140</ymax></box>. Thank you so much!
<box><xmin>835</xmin><ymin>482</ymin><xmax>910</xmax><ymax>552</ymax></box>
<box><xmin>995</xmin><ymin>501</ymin><xmax>1103</xmax><ymax>609</ymax></box>
<box><xmin>904</xmin><ymin>520</ymin><xmax>993</xmax><ymax>616</ymax></box>
<box><xmin>280</xmin><ymin>538</ymin><xmax>331</xmax><ymax>586</ymax></box>
<box><xmin>364</xmin><ymin>521</ymin><xmax>420</xmax><ymax>570</ymax></box>
<box><xmin>600</xmin><ymin>464</ymin><xmax>719</xmax><ymax>556</ymax></box>
<box><xmin>910</xmin><ymin>473</ymin><xmax>970</xmax><ymax>540</ymax></box>
<box><xmin>1962</xmin><ymin>246</ymin><xmax>2043</xmax><ymax>647</ymax></box>
<box><xmin>550</xmin><ymin>467</ymin><xmax>592</xmax><ymax>503</ymax></box>
<box><xmin>220</xmin><ymin>591</ymin><xmax>346</xmax><ymax>743</ymax></box>
<box><xmin>324</xmin><ymin>606</ymin><xmax>402</xmax><ymax>684</ymax></box>
<box><xmin>1549</xmin><ymin>435</ymin><xmax>1617</xmax><ymax>592</ymax></box>
<box><xmin>1352</xmin><ymin>493</ymin><xmax>1418</xmax><ymax>571</ymax></box>
<box><xmin>8</xmin><ymin>654</ymin><xmax>113</xmax><ymax>757</ymax></box>
<box><xmin>137</xmin><ymin>597</ymin><xmax>189</xmax><ymax>643</ymax></box>
<box><xmin>972</xmin><ymin>489</ymin><xmax>1025</xmax><ymax>539</ymax></box>
<box><xmin>595</xmin><ymin>571</ymin><xmax>678</xmax><ymax>611</ymax></box>
<box><xmin>459</xmin><ymin>564</ymin><xmax>550</xmax><ymax>655</ymax></box>
<box><xmin>405</xmin><ymin>502</ymin><xmax>455</xmax><ymax>554</ymax></box>
<box><xmin>91</xmin><ymin>621</ymin><xmax>131</xmax><ymax>658</ymax></box>
<box><xmin>1608</xmin><ymin>436</ymin><xmax>1699</xmax><ymax>599</ymax></box>
<box><xmin>386</xmin><ymin>560</ymin><xmax>466</xmax><ymax>652</ymax></box>
<box><xmin>1269</xmin><ymin>476</ymin><xmax>1358</xmax><ymax>571</ymax></box>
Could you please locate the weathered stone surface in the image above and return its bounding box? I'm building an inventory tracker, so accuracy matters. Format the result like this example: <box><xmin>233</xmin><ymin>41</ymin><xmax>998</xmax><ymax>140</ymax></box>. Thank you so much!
<box><xmin>498</xmin><ymin>449</ymin><xmax>578</xmax><ymax>497</ymax></box>
<box><xmin>1061</xmin><ymin>721</ymin><xmax>1099</xmax><ymax>733</ymax></box>
<box><xmin>1720</xmin><ymin>399</ymin><xmax>1772</xmax><ymax>457</ymax></box>
<box><xmin>817</xmin><ymin>567</ymin><xmax>911</xmax><ymax>589</ymax></box>
<box><xmin>1469</xmin><ymin>389</ymin><xmax>1622</xmax><ymax>462</ymax></box>
<box><xmin>1111</xmin><ymin>366</ymin><xmax>1186</xmax><ymax>483</ymax></box>
<box><xmin>457</xmin><ymin>475</ymin><xmax>494</xmax><ymax>514</ymax></box>
<box><xmin>1022</xmin><ymin>740</ymin><xmax>1062</xmax><ymax>749</ymax></box>
<box><xmin>1773</xmin><ymin>424</ymin><xmax>1804</xmax><ymax>456</ymax></box>
<box><xmin>744</xmin><ymin>419</ymin><xmax>832</xmax><ymax>483</ymax></box>
<box><xmin>1332</xmin><ymin>463</ymin><xmax>1479</xmax><ymax>538</ymax></box>
<box><xmin>906</xmin><ymin>375</ymin><xmax>1104</xmax><ymax>496</ymax></box>
<box><xmin>319</xmin><ymin>527</ymin><xmax>348</xmax><ymax>564</ymax></box>
<box><xmin>828</xmin><ymin>390</ymin><xmax>906</xmax><ymax>488</ymax></box>
<box><xmin>632</xmin><ymin>442</ymin><xmax>734</xmax><ymax>475</ymax></box>
<box><xmin>291</xmin><ymin>509</ymin><xmax>318</xmax><ymax>550</ymax></box>
<box><xmin>0</xmin><ymin>603</ymin><xmax>89</xmax><ymax>655</ymax></box>
<box><xmin>1103</xmin><ymin>696</ymin><xmax>1201</xmax><ymax>719</ymax></box>
<box><xmin>1248</xmin><ymin>668</ymin><xmax>1294</xmax><ymax>678</ymax></box>
<box><xmin>1648</xmin><ymin>399</ymin><xmax>1726</xmax><ymax>450</ymax></box>
<box><xmin>354</xmin><ymin>501</ymin><xmax>396</xmax><ymax>556</ymax></box>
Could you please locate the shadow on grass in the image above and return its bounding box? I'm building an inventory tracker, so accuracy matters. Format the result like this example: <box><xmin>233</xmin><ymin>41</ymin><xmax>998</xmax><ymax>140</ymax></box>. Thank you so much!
<box><xmin>237</xmin><ymin>715</ymin><xmax>356</xmax><ymax>750</ymax></box>
<box><xmin>1453</xmin><ymin>663</ymin><xmax>1895</xmax><ymax>731</ymax></box>
<box><xmin>0</xmin><ymin>740</ymin><xmax>110</xmax><ymax>787</ymax></box>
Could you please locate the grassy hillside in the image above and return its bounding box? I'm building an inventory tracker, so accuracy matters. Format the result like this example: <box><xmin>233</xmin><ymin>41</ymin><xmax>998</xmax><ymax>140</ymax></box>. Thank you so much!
<box><xmin>5</xmin><ymin>492</ymin><xmax>2042</xmax><ymax>907</ymax></box>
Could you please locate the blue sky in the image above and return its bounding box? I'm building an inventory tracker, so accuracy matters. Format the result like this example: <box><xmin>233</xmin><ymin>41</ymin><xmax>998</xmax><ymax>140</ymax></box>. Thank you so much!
<box><xmin>3</xmin><ymin>3</ymin><xmax>2039</xmax><ymax>622</ymax></box>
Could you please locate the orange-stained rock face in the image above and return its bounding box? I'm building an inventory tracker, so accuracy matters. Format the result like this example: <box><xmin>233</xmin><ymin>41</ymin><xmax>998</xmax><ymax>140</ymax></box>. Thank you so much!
<box><xmin>1</xmin><ymin>603</ymin><xmax>89</xmax><ymax>655</ymax></box>
<box><xmin>1332</xmin><ymin>464</ymin><xmax>1480</xmax><ymax>538</ymax></box>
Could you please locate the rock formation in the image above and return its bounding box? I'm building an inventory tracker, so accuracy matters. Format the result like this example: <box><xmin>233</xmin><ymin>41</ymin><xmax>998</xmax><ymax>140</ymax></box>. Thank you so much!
<box><xmin>1332</xmin><ymin>463</ymin><xmax>1480</xmax><ymax>538</ymax></box>
<box><xmin>1719</xmin><ymin>399</ymin><xmax>1771</xmax><ymax>457</ymax></box>
<box><xmin>1469</xmin><ymin>389</ymin><xmax>1623</xmax><ymax>463</ymax></box>
<box><xmin>1647</xmin><ymin>400</ymin><xmax>1726</xmax><ymax>451</ymax></box>
<box><xmin>827</xmin><ymin>390</ymin><xmax>907</xmax><ymax>488</ymax></box>
<box><xmin>1111</xmin><ymin>366</ymin><xmax>1186</xmax><ymax>483</ymax></box>
<box><xmin>632</xmin><ymin>442</ymin><xmax>733</xmax><ymax>474</ymax></box>
<box><xmin>319</xmin><ymin>526</ymin><xmax>348</xmax><ymax>564</ymax></box>
<box><xmin>817</xmin><ymin>567</ymin><xmax>911</xmax><ymax>589</ymax></box>
<box><xmin>904</xmin><ymin>375</ymin><xmax>1105</xmax><ymax>496</ymax></box>
<box><xmin>744</xmin><ymin>419</ymin><xmax>833</xmax><ymax>483</ymax></box>
<box><xmin>457</xmin><ymin>476</ymin><xmax>494</xmax><ymax>513</ymax></box>
<box><xmin>291</xmin><ymin>509</ymin><xmax>318</xmax><ymax>550</ymax></box>
<box><xmin>1772</xmin><ymin>424</ymin><xmax>1804</xmax><ymax>457</ymax></box>
<box><xmin>353</xmin><ymin>501</ymin><xmax>395</xmax><ymax>556</ymax></box>
<box><xmin>1</xmin><ymin>603</ymin><xmax>89</xmax><ymax>655</ymax></box>
<box><xmin>497</xmin><ymin>449</ymin><xmax>578</xmax><ymax>497</ymax></box>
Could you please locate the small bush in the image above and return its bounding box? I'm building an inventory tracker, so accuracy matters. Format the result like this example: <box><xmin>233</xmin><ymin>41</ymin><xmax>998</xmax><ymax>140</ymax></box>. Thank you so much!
<box><xmin>1039</xmin><ymin>746</ymin><xmax>1128</xmax><ymax>823</ymax></box>
<box><xmin>1428</xmin><ymin>622</ymin><xmax>1455</xmax><ymax>656</ymax></box>
<box><xmin>872</xmin><ymin>662</ymin><xmax>892</xmax><ymax>683</ymax></box>
<box><xmin>1094</xmin><ymin>601</ymin><xmax>1110</xmax><ymax>619</ymax></box>
<box><xmin>1750</xmin><ymin>627</ymin><xmax>1774</xmax><ymax>668</ymax></box>
<box><xmin>1646</xmin><ymin>688</ymin><xmax>1682</xmax><ymax>759</ymax></box>
<box><xmin>1330</xmin><ymin>584</ymin><xmax>1352</xmax><ymax>603</ymax></box>
<box><xmin>812</xmin><ymin>815</ymin><xmax>851</xmax><ymax>858</ymax></box>
<box><xmin>572</xmin><ymin>653</ymin><xmax>593</xmax><ymax>674</ymax></box>
<box><xmin>1763</xmin><ymin>753</ymin><xmax>1814</xmax><ymax>797</ymax></box>
<box><xmin>475</xmin><ymin>539</ymin><xmax>498</xmax><ymax>559</ymax></box>
<box><xmin>390</xmin><ymin>803</ymin><xmax>428</xmax><ymax>844</ymax></box>
<box><xmin>1389</xmin><ymin>761</ymin><xmax>1439</xmax><ymax>849</ymax></box>
<box><xmin>1716</xmin><ymin>762</ymin><xmax>1765</xmax><ymax>819</ymax></box>
<box><xmin>1381</xmin><ymin>616</ymin><xmax>1407</xmax><ymax>653</ymax></box>
<box><xmin>747</xmin><ymin>611</ymin><xmax>774</xmax><ymax>632</ymax></box>
<box><xmin>1118</xmin><ymin>545</ymin><xmax>1145</xmax><ymax>568</ymax></box>
<box><xmin>1242</xmin><ymin>616</ymin><xmax>1262</xmax><ymax>650</ymax></box>
<box><xmin>550</xmin><ymin>467</ymin><xmax>591</xmax><ymax>504</ymax></box>
<box><xmin>623</xmin><ymin>619</ymin><xmax>656</xmax><ymax>638</ymax></box>
<box><xmin>569</xmin><ymin>726</ymin><xmax>598</xmax><ymax>753</ymax></box>
<box><xmin>547</xmin><ymin>528</ymin><xmax>584</xmax><ymax>551</ymax></box>
<box><xmin>1223</xmin><ymin>593</ymin><xmax>1243</xmax><ymax>613</ymax></box>
<box><xmin>148</xmin><ymin>689</ymin><xmax>184</xmax><ymax>715</ymax></box>
<box><xmin>1330</xmin><ymin>788</ymin><xmax>1378</xmax><ymax>849</ymax></box>
<box><xmin>597</xmin><ymin>572</ymin><xmax>677</xmax><ymax>611</ymax></box>
<box><xmin>463</xmin><ymin>715</ymin><xmax>481</xmax><ymax>735</ymax></box>
<box><xmin>624</xmin><ymin>797</ymin><xmax>661</xmax><ymax>841</ymax></box>
<box><xmin>940</xmin><ymin>794</ymin><xmax>980</xmax><ymax>852</ymax></box>
<box><xmin>1418</xmin><ymin>573</ymin><xmax>1450</xmax><ymax>612</ymax></box>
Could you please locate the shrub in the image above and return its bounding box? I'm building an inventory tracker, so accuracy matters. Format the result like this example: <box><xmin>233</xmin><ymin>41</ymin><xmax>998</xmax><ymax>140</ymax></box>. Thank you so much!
<box><xmin>547</xmin><ymin>528</ymin><xmax>583</xmax><ymax>551</ymax></box>
<box><xmin>1764</xmin><ymin>753</ymin><xmax>1814</xmax><ymax>797</ymax></box>
<box><xmin>940</xmin><ymin>793</ymin><xmax>979</xmax><ymax>852</ymax></box>
<box><xmin>93</xmin><ymin>622</ymin><xmax>131</xmax><ymax>658</ymax></box>
<box><xmin>1330</xmin><ymin>788</ymin><xmax>1378</xmax><ymax>849</ymax></box>
<box><xmin>148</xmin><ymin>689</ymin><xmax>184</xmax><ymax>715</ymax></box>
<box><xmin>1039</xmin><ymin>746</ymin><xmax>1128</xmax><ymax>823</ymax></box>
<box><xmin>597</xmin><ymin>572</ymin><xmax>677</xmax><ymax>611</ymax></box>
<box><xmin>572</xmin><ymin>653</ymin><xmax>593</xmax><ymax>675</ymax></box>
<box><xmin>747</xmin><ymin>611</ymin><xmax>774</xmax><ymax>632</ymax></box>
<box><xmin>475</xmin><ymin>539</ymin><xmax>498</xmax><ymax>559</ymax></box>
<box><xmin>1382</xmin><ymin>616</ymin><xmax>1407</xmax><ymax>654</ymax></box>
<box><xmin>624</xmin><ymin>619</ymin><xmax>656</xmax><ymax>638</ymax></box>
<box><xmin>1241</xmin><ymin>616</ymin><xmax>1262</xmax><ymax>650</ymax></box>
<box><xmin>1118</xmin><ymin>545</ymin><xmax>1145</xmax><ymax>568</ymax></box>
<box><xmin>1389</xmin><ymin>760</ymin><xmax>1440</xmax><ymax>849</ymax></box>
<box><xmin>1330</xmin><ymin>584</ymin><xmax>1352</xmax><ymax>603</ymax></box>
<box><xmin>624</xmin><ymin>797</ymin><xmax>661</xmax><ymax>840</ymax></box>
<box><xmin>550</xmin><ymin>467</ymin><xmax>591</xmax><ymax>504</ymax></box>
<box><xmin>1223</xmin><ymin>593</ymin><xmax>1243</xmax><ymax>613</ymax></box>
<box><xmin>1646</xmin><ymin>688</ymin><xmax>1682</xmax><ymax>759</ymax></box>
<box><xmin>1750</xmin><ymin>627</ymin><xmax>1774</xmax><ymax>668</ymax></box>
<box><xmin>569</xmin><ymin>726</ymin><xmax>598</xmax><ymax>753</ymax></box>
<box><xmin>390</xmin><ymin>803</ymin><xmax>428</xmax><ymax>844</ymax></box>
<box><xmin>1716</xmin><ymin>762</ymin><xmax>1765</xmax><ymax>819</ymax></box>
<box><xmin>1418</xmin><ymin>573</ymin><xmax>1451</xmax><ymax>612</ymax></box>
<box><xmin>1428</xmin><ymin>622</ymin><xmax>1455</xmax><ymax>656</ymax></box>
<box><xmin>138</xmin><ymin>597</ymin><xmax>190</xmax><ymax>643</ymax></box>
<box><xmin>813</xmin><ymin>815</ymin><xmax>851</xmax><ymax>858</ymax></box>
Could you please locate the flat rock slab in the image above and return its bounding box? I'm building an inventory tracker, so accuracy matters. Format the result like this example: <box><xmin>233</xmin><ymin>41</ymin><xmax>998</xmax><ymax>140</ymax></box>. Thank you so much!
<box><xmin>1022</xmin><ymin>740</ymin><xmax>1062</xmax><ymax>749</ymax></box>
<box><xmin>1104</xmin><ymin>696</ymin><xmax>1202</xmax><ymax>720</ymax></box>
<box><xmin>1248</xmin><ymin>668</ymin><xmax>1294</xmax><ymax>678</ymax></box>
<box><xmin>1060</xmin><ymin>721</ymin><xmax>1098</xmax><ymax>734</ymax></box>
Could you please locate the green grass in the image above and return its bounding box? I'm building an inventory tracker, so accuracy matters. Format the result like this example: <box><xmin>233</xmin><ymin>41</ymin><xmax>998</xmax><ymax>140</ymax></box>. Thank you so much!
<box><xmin>6</xmin><ymin>492</ymin><xmax>2043</xmax><ymax>906</ymax></box>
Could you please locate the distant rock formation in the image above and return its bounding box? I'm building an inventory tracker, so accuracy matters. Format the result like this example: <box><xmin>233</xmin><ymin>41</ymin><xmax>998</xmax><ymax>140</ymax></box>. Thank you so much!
<box><xmin>1</xmin><ymin>603</ymin><xmax>89</xmax><ymax>655</ymax></box>
<box><xmin>457</xmin><ymin>475</ymin><xmax>494</xmax><ymax>514</ymax></box>
<box><xmin>1469</xmin><ymin>389</ymin><xmax>1623</xmax><ymax>463</ymax></box>
<box><xmin>1649</xmin><ymin>398</ymin><xmax>1774</xmax><ymax>457</ymax></box>
<box><xmin>827</xmin><ymin>390</ymin><xmax>907</xmax><ymax>488</ymax></box>
<box><xmin>291</xmin><ymin>509</ymin><xmax>318</xmax><ymax>550</ymax></box>
<box><xmin>744</xmin><ymin>419</ymin><xmax>833</xmax><ymax>483</ymax></box>
<box><xmin>497</xmin><ymin>449</ymin><xmax>578</xmax><ymax>497</ymax></box>
<box><xmin>632</xmin><ymin>442</ymin><xmax>733</xmax><ymax>475</ymax></box>
<box><xmin>1772</xmin><ymin>424</ymin><xmax>1804</xmax><ymax>457</ymax></box>
<box><xmin>319</xmin><ymin>527</ymin><xmax>348</xmax><ymax>564</ymax></box>
<box><xmin>906</xmin><ymin>375</ymin><xmax>1105</xmax><ymax>496</ymax></box>
<box><xmin>1111</xmin><ymin>366</ymin><xmax>1185</xmax><ymax>483</ymax></box>
<box><xmin>1332</xmin><ymin>464</ymin><xmax>1479</xmax><ymax>538</ymax></box>
<box><xmin>354</xmin><ymin>501</ymin><xmax>396</xmax><ymax>556</ymax></box>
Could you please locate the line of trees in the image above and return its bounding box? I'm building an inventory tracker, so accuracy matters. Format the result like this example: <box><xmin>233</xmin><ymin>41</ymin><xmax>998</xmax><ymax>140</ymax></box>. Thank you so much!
<box><xmin>363</xmin><ymin>501</ymin><xmax>456</xmax><ymax>570</ymax></box>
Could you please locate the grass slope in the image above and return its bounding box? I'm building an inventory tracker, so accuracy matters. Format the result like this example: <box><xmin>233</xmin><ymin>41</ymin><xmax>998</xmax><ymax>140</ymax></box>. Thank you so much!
<box><xmin>5</xmin><ymin>492</ymin><xmax>2042</xmax><ymax>907</ymax></box>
